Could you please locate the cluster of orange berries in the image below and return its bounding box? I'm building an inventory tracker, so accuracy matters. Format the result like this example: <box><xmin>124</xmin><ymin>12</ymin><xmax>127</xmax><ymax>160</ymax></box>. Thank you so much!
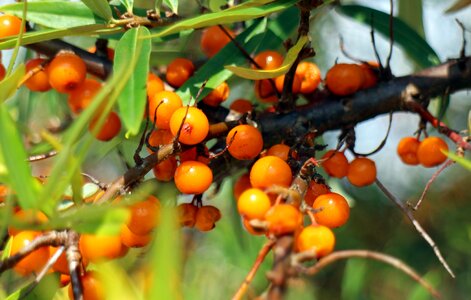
<box><xmin>325</xmin><ymin>62</ymin><xmax>379</xmax><ymax>96</ymax></box>
<box><xmin>397</xmin><ymin>136</ymin><xmax>449</xmax><ymax>167</ymax></box>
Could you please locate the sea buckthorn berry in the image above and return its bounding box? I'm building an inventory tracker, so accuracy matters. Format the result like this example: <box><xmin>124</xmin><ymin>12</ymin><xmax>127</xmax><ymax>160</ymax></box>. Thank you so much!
<box><xmin>397</xmin><ymin>137</ymin><xmax>421</xmax><ymax>165</ymax></box>
<box><xmin>148</xmin><ymin>91</ymin><xmax>183</xmax><ymax>129</ymax></box>
<box><xmin>68</xmin><ymin>271</ymin><xmax>104</xmax><ymax>300</ymax></box>
<box><xmin>24</xmin><ymin>58</ymin><xmax>51</xmax><ymax>92</ymax></box>
<box><xmin>417</xmin><ymin>136</ymin><xmax>449</xmax><ymax>167</ymax></box>
<box><xmin>88</xmin><ymin>111</ymin><xmax>121</xmax><ymax>141</ymax></box>
<box><xmin>321</xmin><ymin>150</ymin><xmax>349</xmax><ymax>178</ymax></box>
<box><xmin>296</xmin><ymin>61</ymin><xmax>322</xmax><ymax>94</ymax></box>
<box><xmin>304</xmin><ymin>181</ymin><xmax>331</xmax><ymax>206</ymax></box>
<box><xmin>166</xmin><ymin>58</ymin><xmax>195</xmax><ymax>88</ymax></box>
<box><xmin>233</xmin><ymin>173</ymin><xmax>252</xmax><ymax>200</ymax></box>
<box><xmin>296</xmin><ymin>225</ymin><xmax>335</xmax><ymax>258</ymax></box>
<box><xmin>347</xmin><ymin>157</ymin><xmax>377</xmax><ymax>187</ymax></box>
<box><xmin>60</xmin><ymin>274</ymin><xmax>71</xmax><ymax>287</ymax></box>
<box><xmin>242</xmin><ymin>218</ymin><xmax>265</xmax><ymax>235</ymax></box>
<box><xmin>68</xmin><ymin>78</ymin><xmax>102</xmax><ymax>114</ymax></box>
<box><xmin>169</xmin><ymin>106</ymin><xmax>209</xmax><ymax>145</ymax></box>
<box><xmin>179</xmin><ymin>146</ymin><xmax>210</xmax><ymax>165</ymax></box>
<box><xmin>312</xmin><ymin>193</ymin><xmax>350</xmax><ymax>228</ymax></box>
<box><xmin>147</xmin><ymin>72</ymin><xmax>165</xmax><ymax>98</ymax></box>
<box><xmin>202</xmin><ymin>82</ymin><xmax>230</xmax><ymax>107</ymax></box>
<box><xmin>0</xmin><ymin>63</ymin><xmax>5</xmax><ymax>81</ymax></box>
<box><xmin>47</xmin><ymin>53</ymin><xmax>87</xmax><ymax>93</ymax></box>
<box><xmin>360</xmin><ymin>62</ymin><xmax>379</xmax><ymax>89</ymax></box>
<box><xmin>8</xmin><ymin>209</ymin><xmax>48</xmax><ymax>236</ymax></box>
<box><xmin>230</xmin><ymin>99</ymin><xmax>253</xmax><ymax>114</ymax></box>
<box><xmin>127</xmin><ymin>195</ymin><xmax>160</xmax><ymax>236</ymax></box>
<box><xmin>153</xmin><ymin>157</ymin><xmax>177</xmax><ymax>182</ymax></box>
<box><xmin>79</xmin><ymin>233</ymin><xmax>126</xmax><ymax>262</ymax></box>
<box><xmin>0</xmin><ymin>184</ymin><xmax>10</xmax><ymax>202</ymax></box>
<box><xmin>265</xmin><ymin>204</ymin><xmax>303</xmax><ymax>236</ymax></box>
<box><xmin>120</xmin><ymin>225</ymin><xmax>152</xmax><ymax>248</ymax></box>
<box><xmin>11</xmin><ymin>231</ymin><xmax>50</xmax><ymax>276</ymax></box>
<box><xmin>201</xmin><ymin>25</ymin><xmax>235</xmax><ymax>58</ymax></box>
<box><xmin>195</xmin><ymin>205</ymin><xmax>221</xmax><ymax>232</ymax></box>
<box><xmin>253</xmin><ymin>50</ymin><xmax>283</xmax><ymax>70</ymax></box>
<box><xmin>267</xmin><ymin>144</ymin><xmax>291</xmax><ymax>161</ymax></box>
<box><xmin>274</xmin><ymin>73</ymin><xmax>302</xmax><ymax>94</ymax></box>
<box><xmin>174</xmin><ymin>161</ymin><xmax>213</xmax><ymax>194</ymax></box>
<box><xmin>325</xmin><ymin>63</ymin><xmax>365</xmax><ymax>96</ymax></box>
<box><xmin>237</xmin><ymin>188</ymin><xmax>271</xmax><ymax>220</ymax></box>
<box><xmin>254</xmin><ymin>79</ymin><xmax>278</xmax><ymax>103</ymax></box>
<box><xmin>226</xmin><ymin>124</ymin><xmax>263</xmax><ymax>160</ymax></box>
<box><xmin>0</xmin><ymin>14</ymin><xmax>24</xmax><ymax>38</ymax></box>
<box><xmin>88</xmin><ymin>45</ymin><xmax>115</xmax><ymax>61</ymax></box>
<box><xmin>147</xmin><ymin>129</ymin><xmax>174</xmax><ymax>153</ymax></box>
<box><xmin>177</xmin><ymin>203</ymin><xmax>198</xmax><ymax>227</ymax></box>
<box><xmin>250</xmin><ymin>156</ymin><xmax>293</xmax><ymax>189</ymax></box>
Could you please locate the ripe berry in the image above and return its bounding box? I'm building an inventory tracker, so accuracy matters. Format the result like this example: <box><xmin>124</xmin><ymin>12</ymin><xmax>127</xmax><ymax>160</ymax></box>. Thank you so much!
<box><xmin>202</xmin><ymin>82</ymin><xmax>230</xmax><ymax>107</ymax></box>
<box><xmin>24</xmin><ymin>58</ymin><xmax>51</xmax><ymax>92</ymax></box>
<box><xmin>47</xmin><ymin>53</ymin><xmax>87</xmax><ymax>93</ymax></box>
<box><xmin>312</xmin><ymin>193</ymin><xmax>350</xmax><ymax>228</ymax></box>
<box><xmin>250</xmin><ymin>156</ymin><xmax>293</xmax><ymax>189</ymax></box>
<box><xmin>166</xmin><ymin>58</ymin><xmax>194</xmax><ymax>88</ymax></box>
<box><xmin>147</xmin><ymin>72</ymin><xmax>165</xmax><ymax>98</ymax></box>
<box><xmin>296</xmin><ymin>225</ymin><xmax>335</xmax><ymax>258</ymax></box>
<box><xmin>233</xmin><ymin>173</ymin><xmax>252</xmax><ymax>200</ymax></box>
<box><xmin>359</xmin><ymin>62</ymin><xmax>379</xmax><ymax>89</ymax></box>
<box><xmin>169</xmin><ymin>106</ymin><xmax>209</xmax><ymax>145</ymax></box>
<box><xmin>153</xmin><ymin>158</ymin><xmax>177</xmax><ymax>182</ymax></box>
<box><xmin>296</xmin><ymin>61</ymin><xmax>322</xmax><ymax>94</ymax></box>
<box><xmin>254</xmin><ymin>79</ymin><xmax>278</xmax><ymax>103</ymax></box>
<box><xmin>229</xmin><ymin>99</ymin><xmax>253</xmax><ymax>114</ymax></box>
<box><xmin>177</xmin><ymin>203</ymin><xmax>198</xmax><ymax>227</ymax></box>
<box><xmin>120</xmin><ymin>225</ymin><xmax>152</xmax><ymax>248</ymax></box>
<box><xmin>253</xmin><ymin>50</ymin><xmax>283</xmax><ymax>70</ymax></box>
<box><xmin>195</xmin><ymin>205</ymin><xmax>221</xmax><ymax>232</ymax></box>
<box><xmin>79</xmin><ymin>233</ymin><xmax>126</xmax><ymax>262</ymax></box>
<box><xmin>397</xmin><ymin>136</ymin><xmax>420</xmax><ymax>165</ymax></box>
<box><xmin>237</xmin><ymin>188</ymin><xmax>271</xmax><ymax>220</ymax></box>
<box><xmin>347</xmin><ymin>157</ymin><xmax>377</xmax><ymax>187</ymax></box>
<box><xmin>417</xmin><ymin>136</ymin><xmax>449</xmax><ymax>167</ymax></box>
<box><xmin>201</xmin><ymin>26</ymin><xmax>235</xmax><ymax>58</ymax></box>
<box><xmin>325</xmin><ymin>63</ymin><xmax>365</xmax><ymax>96</ymax></box>
<box><xmin>148</xmin><ymin>91</ymin><xmax>183</xmax><ymax>129</ymax></box>
<box><xmin>127</xmin><ymin>195</ymin><xmax>160</xmax><ymax>236</ymax></box>
<box><xmin>274</xmin><ymin>73</ymin><xmax>302</xmax><ymax>94</ymax></box>
<box><xmin>265</xmin><ymin>204</ymin><xmax>303</xmax><ymax>236</ymax></box>
<box><xmin>68</xmin><ymin>78</ymin><xmax>102</xmax><ymax>114</ymax></box>
<box><xmin>8</xmin><ymin>209</ymin><xmax>48</xmax><ymax>236</ymax></box>
<box><xmin>267</xmin><ymin>144</ymin><xmax>291</xmax><ymax>161</ymax></box>
<box><xmin>88</xmin><ymin>111</ymin><xmax>121</xmax><ymax>141</ymax></box>
<box><xmin>304</xmin><ymin>181</ymin><xmax>330</xmax><ymax>206</ymax></box>
<box><xmin>68</xmin><ymin>271</ymin><xmax>104</xmax><ymax>300</ymax></box>
<box><xmin>147</xmin><ymin>129</ymin><xmax>174</xmax><ymax>152</ymax></box>
<box><xmin>10</xmin><ymin>231</ymin><xmax>50</xmax><ymax>276</ymax></box>
<box><xmin>174</xmin><ymin>160</ymin><xmax>213</xmax><ymax>194</ymax></box>
<box><xmin>0</xmin><ymin>14</ymin><xmax>24</xmax><ymax>38</ymax></box>
<box><xmin>226</xmin><ymin>124</ymin><xmax>263</xmax><ymax>160</ymax></box>
<box><xmin>321</xmin><ymin>150</ymin><xmax>349</xmax><ymax>178</ymax></box>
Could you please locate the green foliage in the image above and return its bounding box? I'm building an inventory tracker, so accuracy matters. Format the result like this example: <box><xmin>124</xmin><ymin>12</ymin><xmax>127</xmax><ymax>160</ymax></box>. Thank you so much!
<box><xmin>81</xmin><ymin>0</ymin><xmax>113</xmax><ymax>21</ymax></box>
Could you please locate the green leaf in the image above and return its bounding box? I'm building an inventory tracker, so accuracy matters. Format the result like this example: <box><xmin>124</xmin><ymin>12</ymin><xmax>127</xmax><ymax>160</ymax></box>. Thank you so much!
<box><xmin>226</xmin><ymin>35</ymin><xmax>309</xmax><ymax>80</ymax></box>
<box><xmin>445</xmin><ymin>150</ymin><xmax>471</xmax><ymax>172</ymax></box>
<box><xmin>445</xmin><ymin>0</ymin><xmax>471</xmax><ymax>13</ymax></box>
<box><xmin>398</xmin><ymin>0</ymin><xmax>424</xmax><ymax>37</ymax></box>
<box><xmin>337</xmin><ymin>4</ymin><xmax>440</xmax><ymax>68</ymax></box>
<box><xmin>146</xmin><ymin>0</ymin><xmax>298</xmax><ymax>39</ymax></box>
<box><xmin>164</xmin><ymin>0</ymin><xmax>178</xmax><ymax>14</ymax></box>
<box><xmin>81</xmin><ymin>0</ymin><xmax>113</xmax><ymax>21</ymax></box>
<box><xmin>0</xmin><ymin>64</ymin><xmax>25</xmax><ymax>102</ymax></box>
<box><xmin>0</xmin><ymin>1</ymin><xmax>106</xmax><ymax>28</ymax></box>
<box><xmin>120</xmin><ymin>0</ymin><xmax>134</xmax><ymax>13</ymax></box>
<box><xmin>0</xmin><ymin>106</ymin><xmax>40</xmax><ymax>210</ymax></box>
<box><xmin>114</xmin><ymin>27</ymin><xmax>152</xmax><ymax>137</ymax></box>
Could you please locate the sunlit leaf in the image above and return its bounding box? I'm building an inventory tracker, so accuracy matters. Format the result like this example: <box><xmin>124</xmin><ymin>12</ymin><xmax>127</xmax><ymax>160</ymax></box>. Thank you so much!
<box><xmin>444</xmin><ymin>150</ymin><xmax>471</xmax><ymax>172</ymax></box>
<box><xmin>445</xmin><ymin>0</ymin><xmax>471</xmax><ymax>13</ymax></box>
<box><xmin>0</xmin><ymin>64</ymin><xmax>25</xmax><ymax>102</ymax></box>
<box><xmin>120</xmin><ymin>0</ymin><xmax>134</xmax><ymax>13</ymax></box>
<box><xmin>164</xmin><ymin>0</ymin><xmax>178</xmax><ymax>14</ymax></box>
<box><xmin>226</xmin><ymin>35</ymin><xmax>309</xmax><ymax>80</ymax></box>
<box><xmin>81</xmin><ymin>0</ymin><xmax>113</xmax><ymax>21</ymax></box>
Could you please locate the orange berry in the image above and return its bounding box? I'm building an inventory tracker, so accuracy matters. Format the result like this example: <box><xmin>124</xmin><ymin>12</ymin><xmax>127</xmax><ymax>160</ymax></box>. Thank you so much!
<box><xmin>0</xmin><ymin>63</ymin><xmax>5</xmax><ymax>81</ymax></box>
<box><xmin>347</xmin><ymin>157</ymin><xmax>377</xmax><ymax>187</ymax></box>
<box><xmin>148</xmin><ymin>91</ymin><xmax>183</xmax><ymax>129</ymax></box>
<box><xmin>152</xmin><ymin>157</ymin><xmax>177</xmax><ymax>182</ymax></box>
<box><xmin>417</xmin><ymin>136</ymin><xmax>449</xmax><ymax>167</ymax></box>
<box><xmin>304</xmin><ymin>181</ymin><xmax>331</xmax><ymax>206</ymax></box>
<box><xmin>267</xmin><ymin>144</ymin><xmax>290</xmax><ymax>161</ymax></box>
<box><xmin>8</xmin><ymin>209</ymin><xmax>48</xmax><ymax>236</ymax></box>
<box><xmin>127</xmin><ymin>195</ymin><xmax>161</xmax><ymax>236</ymax></box>
<box><xmin>312</xmin><ymin>193</ymin><xmax>350</xmax><ymax>228</ymax></box>
<box><xmin>67</xmin><ymin>78</ymin><xmax>102</xmax><ymax>114</ymax></box>
<box><xmin>0</xmin><ymin>14</ymin><xmax>24</xmax><ymax>38</ymax></box>
<box><xmin>296</xmin><ymin>61</ymin><xmax>322</xmax><ymax>94</ymax></box>
<box><xmin>177</xmin><ymin>203</ymin><xmax>198</xmax><ymax>227</ymax></box>
<box><xmin>68</xmin><ymin>271</ymin><xmax>104</xmax><ymax>300</ymax></box>
<box><xmin>296</xmin><ymin>225</ymin><xmax>335</xmax><ymax>258</ymax></box>
<box><xmin>359</xmin><ymin>62</ymin><xmax>379</xmax><ymax>89</ymax></box>
<box><xmin>147</xmin><ymin>129</ymin><xmax>174</xmax><ymax>152</ymax></box>
<box><xmin>24</xmin><ymin>58</ymin><xmax>51</xmax><ymax>92</ymax></box>
<box><xmin>230</xmin><ymin>99</ymin><xmax>253</xmax><ymax>114</ymax></box>
<box><xmin>179</xmin><ymin>145</ymin><xmax>210</xmax><ymax>165</ymax></box>
<box><xmin>202</xmin><ymin>82</ymin><xmax>230</xmax><ymax>107</ymax></box>
<box><xmin>195</xmin><ymin>205</ymin><xmax>221</xmax><ymax>232</ymax></box>
<box><xmin>325</xmin><ymin>63</ymin><xmax>365</xmax><ymax>96</ymax></box>
<box><xmin>47</xmin><ymin>53</ymin><xmax>87</xmax><ymax>93</ymax></box>
<box><xmin>253</xmin><ymin>50</ymin><xmax>283</xmax><ymax>70</ymax></box>
<box><xmin>321</xmin><ymin>150</ymin><xmax>349</xmax><ymax>178</ymax></box>
<box><xmin>147</xmin><ymin>72</ymin><xmax>165</xmax><ymax>98</ymax></box>
<box><xmin>274</xmin><ymin>73</ymin><xmax>302</xmax><ymax>94</ymax></box>
<box><xmin>233</xmin><ymin>173</ymin><xmax>252</xmax><ymax>200</ymax></box>
<box><xmin>250</xmin><ymin>156</ymin><xmax>293</xmax><ymax>189</ymax></box>
<box><xmin>120</xmin><ymin>225</ymin><xmax>152</xmax><ymax>248</ymax></box>
<box><xmin>397</xmin><ymin>137</ymin><xmax>420</xmax><ymax>165</ymax></box>
<box><xmin>89</xmin><ymin>111</ymin><xmax>121</xmax><ymax>141</ymax></box>
<box><xmin>265</xmin><ymin>204</ymin><xmax>303</xmax><ymax>236</ymax></box>
<box><xmin>201</xmin><ymin>26</ymin><xmax>235</xmax><ymax>58</ymax></box>
<box><xmin>79</xmin><ymin>234</ymin><xmax>126</xmax><ymax>262</ymax></box>
<box><xmin>166</xmin><ymin>58</ymin><xmax>194</xmax><ymax>88</ymax></box>
<box><xmin>169</xmin><ymin>106</ymin><xmax>209</xmax><ymax>145</ymax></box>
<box><xmin>254</xmin><ymin>79</ymin><xmax>278</xmax><ymax>103</ymax></box>
<box><xmin>10</xmin><ymin>231</ymin><xmax>50</xmax><ymax>276</ymax></box>
<box><xmin>226</xmin><ymin>124</ymin><xmax>263</xmax><ymax>160</ymax></box>
<box><xmin>59</xmin><ymin>274</ymin><xmax>71</xmax><ymax>287</ymax></box>
<box><xmin>237</xmin><ymin>188</ymin><xmax>271</xmax><ymax>220</ymax></box>
<box><xmin>174</xmin><ymin>160</ymin><xmax>213</xmax><ymax>194</ymax></box>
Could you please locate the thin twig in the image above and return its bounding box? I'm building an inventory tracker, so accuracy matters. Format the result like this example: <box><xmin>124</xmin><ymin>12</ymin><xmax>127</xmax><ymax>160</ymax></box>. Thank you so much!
<box><xmin>27</xmin><ymin>150</ymin><xmax>58</xmax><ymax>162</ymax></box>
<box><xmin>299</xmin><ymin>250</ymin><xmax>441</xmax><ymax>299</ymax></box>
<box><xmin>386</xmin><ymin>0</ymin><xmax>394</xmax><ymax>69</ymax></box>
<box><xmin>350</xmin><ymin>112</ymin><xmax>393</xmax><ymax>156</ymax></box>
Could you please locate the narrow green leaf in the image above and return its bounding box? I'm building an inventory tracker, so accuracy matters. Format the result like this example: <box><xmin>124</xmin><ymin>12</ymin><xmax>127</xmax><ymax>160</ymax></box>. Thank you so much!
<box><xmin>114</xmin><ymin>27</ymin><xmax>151</xmax><ymax>137</ymax></box>
<box><xmin>444</xmin><ymin>150</ymin><xmax>471</xmax><ymax>172</ymax></box>
<box><xmin>101</xmin><ymin>263</ymin><xmax>142</xmax><ymax>300</ymax></box>
<box><xmin>398</xmin><ymin>0</ymin><xmax>424</xmax><ymax>37</ymax></box>
<box><xmin>226</xmin><ymin>35</ymin><xmax>309</xmax><ymax>80</ymax></box>
<box><xmin>163</xmin><ymin>0</ymin><xmax>178</xmax><ymax>14</ymax></box>
<box><xmin>120</xmin><ymin>0</ymin><xmax>134</xmax><ymax>13</ymax></box>
<box><xmin>445</xmin><ymin>0</ymin><xmax>471</xmax><ymax>13</ymax></box>
<box><xmin>0</xmin><ymin>1</ymin><xmax>106</xmax><ymax>28</ymax></box>
<box><xmin>81</xmin><ymin>0</ymin><xmax>113</xmax><ymax>21</ymax></box>
<box><xmin>0</xmin><ymin>64</ymin><xmax>25</xmax><ymax>102</ymax></box>
<box><xmin>0</xmin><ymin>106</ymin><xmax>40</xmax><ymax>209</ymax></box>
